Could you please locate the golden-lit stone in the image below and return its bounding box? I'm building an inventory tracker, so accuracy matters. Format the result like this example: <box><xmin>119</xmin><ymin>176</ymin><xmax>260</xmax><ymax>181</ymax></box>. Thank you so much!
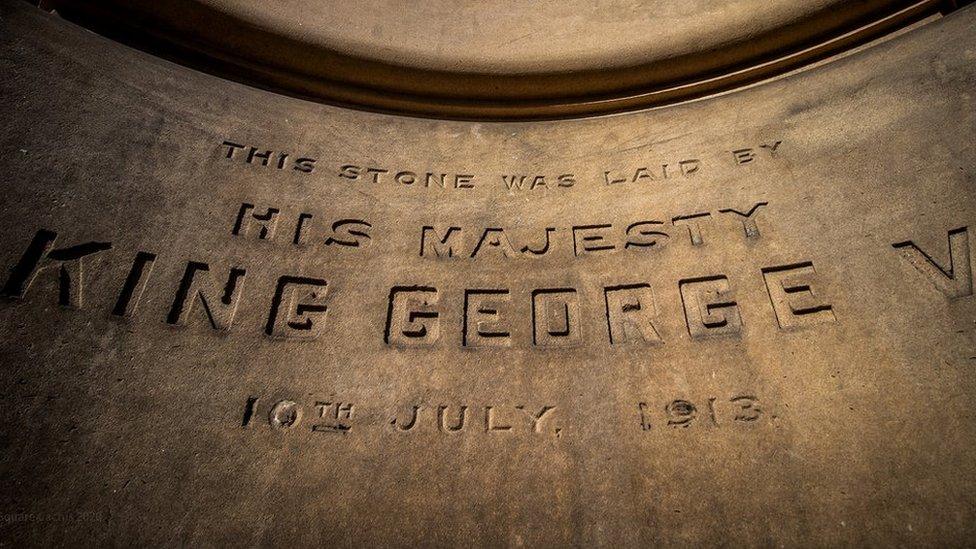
<box><xmin>1</xmin><ymin>0</ymin><xmax>975</xmax><ymax>545</ymax></box>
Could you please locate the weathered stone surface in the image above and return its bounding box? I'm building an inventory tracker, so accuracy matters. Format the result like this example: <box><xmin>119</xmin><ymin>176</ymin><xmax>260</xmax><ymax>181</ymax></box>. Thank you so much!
<box><xmin>48</xmin><ymin>0</ymin><xmax>960</xmax><ymax>117</ymax></box>
<box><xmin>0</xmin><ymin>0</ymin><xmax>975</xmax><ymax>545</ymax></box>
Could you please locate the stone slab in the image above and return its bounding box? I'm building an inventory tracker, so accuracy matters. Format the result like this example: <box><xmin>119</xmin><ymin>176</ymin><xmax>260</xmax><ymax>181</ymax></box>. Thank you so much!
<box><xmin>0</xmin><ymin>1</ymin><xmax>975</xmax><ymax>545</ymax></box>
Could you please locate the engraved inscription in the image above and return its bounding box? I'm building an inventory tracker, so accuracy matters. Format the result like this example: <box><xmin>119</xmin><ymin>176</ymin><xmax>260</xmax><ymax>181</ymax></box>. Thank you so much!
<box><xmin>1</xmin><ymin>225</ymin><xmax>839</xmax><ymax>346</ymax></box>
<box><xmin>418</xmin><ymin>202</ymin><xmax>767</xmax><ymax>260</ymax></box>
<box><xmin>638</xmin><ymin>395</ymin><xmax>764</xmax><ymax>430</ymax></box>
<box><xmin>112</xmin><ymin>252</ymin><xmax>157</xmax><ymax>317</ymax></box>
<box><xmin>219</xmin><ymin>140</ymin><xmax>316</xmax><ymax>173</ymax></box>
<box><xmin>265</xmin><ymin>276</ymin><xmax>330</xmax><ymax>339</ymax></box>
<box><xmin>893</xmin><ymin>226</ymin><xmax>973</xmax><ymax>298</ymax></box>
<box><xmin>246</xmin><ymin>398</ymin><xmax>355</xmax><ymax>433</ymax></box>
<box><xmin>385</xmin><ymin>286</ymin><xmax>440</xmax><ymax>345</ymax></box>
<box><xmin>672</xmin><ymin>212</ymin><xmax>712</xmax><ymax>246</ymax></box>
<box><xmin>395</xmin><ymin>404</ymin><xmax>559</xmax><ymax>436</ymax></box>
<box><xmin>269</xmin><ymin>400</ymin><xmax>301</xmax><ymax>429</ymax></box>
<box><xmin>0</xmin><ymin>229</ymin><xmax>112</xmax><ymax>308</ymax></box>
<box><xmin>730</xmin><ymin>141</ymin><xmax>782</xmax><ymax>165</ymax></box>
<box><xmin>233</xmin><ymin>203</ymin><xmax>279</xmax><ymax>240</ymax></box>
<box><xmin>503</xmin><ymin>173</ymin><xmax>575</xmax><ymax>191</ymax></box>
<box><xmin>166</xmin><ymin>262</ymin><xmax>246</xmax><ymax>330</ymax></box>
<box><xmin>340</xmin><ymin>165</ymin><xmax>475</xmax><ymax>189</ymax></box>
<box><xmin>532</xmin><ymin>289</ymin><xmax>582</xmax><ymax>347</ymax></box>
<box><xmin>229</xmin><ymin>203</ymin><xmax>371</xmax><ymax>250</ymax></box>
<box><xmin>463</xmin><ymin>289</ymin><xmax>512</xmax><ymax>347</ymax></box>
<box><xmin>718</xmin><ymin>202</ymin><xmax>767</xmax><ymax>239</ymax></box>
<box><xmin>312</xmin><ymin>402</ymin><xmax>353</xmax><ymax>433</ymax></box>
<box><xmin>604</xmin><ymin>284</ymin><xmax>663</xmax><ymax>345</ymax></box>
<box><xmin>762</xmin><ymin>262</ymin><xmax>836</xmax><ymax>329</ymax></box>
<box><xmin>421</xmin><ymin>226</ymin><xmax>463</xmax><ymax>258</ymax></box>
<box><xmin>603</xmin><ymin>160</ymin><xmax>700</xmax><ymax>186</ymax></box>
<box><xmin>679</xmin><ymin>276</ymin><xmax>742</xmax><ymax>338</ymax></box>
<box><xmin>438</xmin><ymin>405</ymin><xmax>467</xmax><ymax>432</ymax></box>
<box><xmin>246</xmin><ymin>398</ymin><xmax>559</xmax><ymax>438</ymax></box>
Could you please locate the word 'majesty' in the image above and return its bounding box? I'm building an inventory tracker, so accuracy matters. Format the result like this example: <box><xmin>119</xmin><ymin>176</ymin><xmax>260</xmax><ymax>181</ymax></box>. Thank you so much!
<box><xmin>230</xmin><ymin>200</ymin><xmax>769</xmax><ymax>259</ymax></box>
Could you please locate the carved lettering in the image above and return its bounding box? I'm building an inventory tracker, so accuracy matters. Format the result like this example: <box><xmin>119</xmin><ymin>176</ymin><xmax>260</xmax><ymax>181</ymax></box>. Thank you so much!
<box><xmin>1</xmin><ymin>229</ymin><xmax>112</xmax><ymax>308</ymax></box>
<box><xmin>532</xmin><ymin>289</ymin><xmax>582</xmax><ymax>346</ymax></box>
<box><xmin>719</xmin><ymin>202</ymin><xmax>767</xmax><ymax>239</ymax></box>
<box><xmin>762</xmin><ymin>262</ymin><xmax>835</xmax><ymax>329</ymax></box>
<box><xmin>385</xmin><ymin>286</ymin><xmax>440</xmax><ymax>345</ymax></box>
<box><xmin>421</xmin><ymin>226</ymin><xmax>464</xmax><ymax>258</ymax></box>
<box><xmin>325</xmin><ymin>219</ymin><xmax>372</xmax><ymax>248</ymax></box>
<box><xmin>572</xmin><ymin>225</ymin><xmax>615</xmax><ymax>256</ymax></box>
<box><xmin>463</xmin><ymin>289</ymin><xmax>512</xmax><ymax>347</ymax></box>
<box><xmin>437</xmin><ymin>405</ymin><xmax>467</xmax><ymax>432</ymax></box>
<box><xmin>679</xmin><ymin>276</ymin><xmax>741</xmax><ymax>338</ymax></box>
<box><xmin>893</xmin><ymin>226</ymin><xmax>972</xmax><ymax>298</ymax></box>
<box><xmin>112</xmin><ymin>251</ymin><xmax>157</xmax><ymax>317</ymax></box>
<box><xmin>624</xmin><ymin>221</ymin><xmax>670</xmax><ymax>250</ymax></box>
<box><xmin>604</xmin><ymin>284</ymin><xmax>663</xmax><ymax>345</ymax></box>
<box><xmin>265</xmin><ymin>276</ymin><xmax>329</xmax><ymax>339</ymax></box>
<box><xmin>672</xmin><ymin>212</ymin><xmax>712</xmax><ymax>246</ymax></box>
<box><xmin>471</xmin><ymin>228</ymin><xmax>518</xmax><ymax>258</ymax></box>
<box><xmin>166</xmin><ymin>262</ymin><xmax>246</xmax><ymax>330</ymax></box>
<box><xmin>232</xmin><ymin>203</ymin><xmax>279</xmax><ymax>240</ymax></box>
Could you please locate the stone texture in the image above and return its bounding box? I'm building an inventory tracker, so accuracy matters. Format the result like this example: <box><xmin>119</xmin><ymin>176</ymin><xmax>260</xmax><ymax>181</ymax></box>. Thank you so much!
<box><xmin>0</xmin><ymin>0</ymin><xmax>975</xmax><ymax>545</ymax></box>
<box><xmin>49</xmin><ymin>0</ymin><xmax>957</xmax><ymax>117</ymax></box>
